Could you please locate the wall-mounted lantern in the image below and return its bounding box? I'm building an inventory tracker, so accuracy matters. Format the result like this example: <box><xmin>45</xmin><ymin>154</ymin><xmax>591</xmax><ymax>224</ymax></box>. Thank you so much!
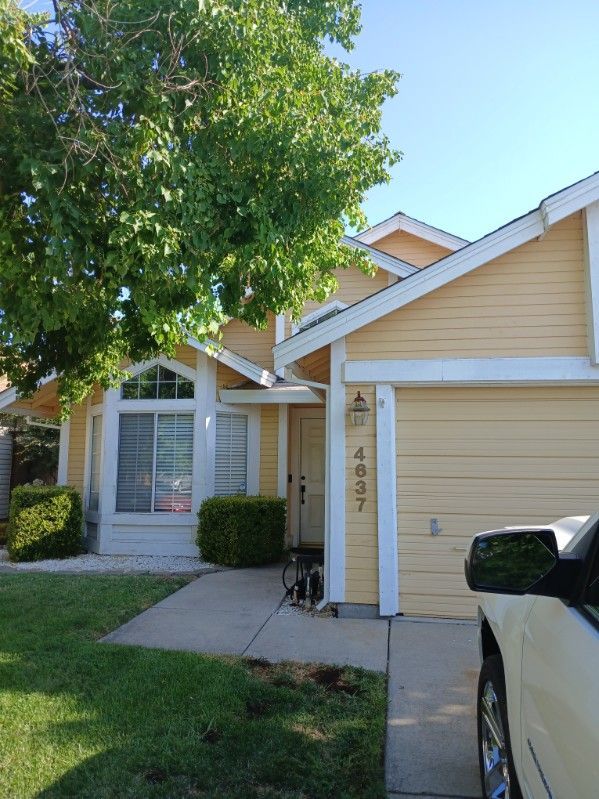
<box><xmin>349</xmin><ymin>391</ymin><xmax>370</xmax><ymax>426</ymax></box>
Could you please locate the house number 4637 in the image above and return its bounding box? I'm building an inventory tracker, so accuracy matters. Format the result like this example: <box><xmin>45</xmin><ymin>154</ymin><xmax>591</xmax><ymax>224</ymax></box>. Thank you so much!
<box><xmin>354</xmin><ymin>447</ymin><xmax>367</xmax><ymax>511</ymax></box>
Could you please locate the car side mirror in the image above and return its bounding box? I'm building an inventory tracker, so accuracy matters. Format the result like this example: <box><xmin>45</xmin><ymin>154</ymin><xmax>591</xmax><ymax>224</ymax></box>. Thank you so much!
<box><xmin>465</xmin><ymin>528</ymin><xmax>582</xmax><ymax>601</ymax></box>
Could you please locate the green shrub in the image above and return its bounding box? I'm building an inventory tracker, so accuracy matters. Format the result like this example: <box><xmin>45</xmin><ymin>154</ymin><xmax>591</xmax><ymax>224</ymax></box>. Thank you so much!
<box><xmin>7</xmin><ymin>486</ymin><xmax>83</xmax><ymax>562</ymax></box>
<box><xmin>197</xmin><ymin>495</ymin><xmax>286</xmax><ymax>567</ymax></box>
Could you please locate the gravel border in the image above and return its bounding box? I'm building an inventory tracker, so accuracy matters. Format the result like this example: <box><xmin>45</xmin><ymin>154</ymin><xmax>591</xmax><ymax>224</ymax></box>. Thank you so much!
<box><xmin>0</xmin><ymin>548</ymin><xmax>216</xmax><ymax>574</ymax></box>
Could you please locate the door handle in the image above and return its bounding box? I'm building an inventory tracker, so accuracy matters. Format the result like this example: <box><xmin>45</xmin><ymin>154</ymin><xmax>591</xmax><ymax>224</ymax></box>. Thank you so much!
<box><xmin>300</xmin><ymin>484</ymin><xmax>306</xmax><ymax>505</ymax></box>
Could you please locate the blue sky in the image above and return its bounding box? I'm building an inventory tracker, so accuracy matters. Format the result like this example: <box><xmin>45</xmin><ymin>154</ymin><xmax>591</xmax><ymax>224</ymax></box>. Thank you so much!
<box><xmin>330</xmin><ymin>1</ymin><xmax>599</xmax><ymax>241</ymax></box>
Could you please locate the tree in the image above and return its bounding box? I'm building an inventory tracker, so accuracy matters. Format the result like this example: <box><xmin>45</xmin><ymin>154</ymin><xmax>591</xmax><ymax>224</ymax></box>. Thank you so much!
<box><xmin>0</xmin><ymin>0</ymin><xmax>399</xmax><ymax>412</ymax></box>
<box><xmin>0</xmin><ymin>413</ymin><xmax>59</xmax><ymax>484</ymax></box>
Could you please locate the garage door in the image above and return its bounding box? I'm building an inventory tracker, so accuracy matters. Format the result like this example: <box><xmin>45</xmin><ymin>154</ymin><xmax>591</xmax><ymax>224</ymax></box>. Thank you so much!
<box><xmin>396</xmin><ymin>386</ymin><xmax>599</xmax><ymax>619</ymax></box>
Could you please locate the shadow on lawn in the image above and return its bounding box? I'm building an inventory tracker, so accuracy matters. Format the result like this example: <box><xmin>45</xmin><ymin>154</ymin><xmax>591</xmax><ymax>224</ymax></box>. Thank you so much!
<box><xmin>0</xmin><ymin>574</ymin><xmax>386</xmax><ymax>799</ymax></box>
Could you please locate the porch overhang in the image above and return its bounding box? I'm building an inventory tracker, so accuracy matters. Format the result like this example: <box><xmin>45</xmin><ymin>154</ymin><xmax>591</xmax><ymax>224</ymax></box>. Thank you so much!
<box><xmin>219</xmin><ymin>383</ymin><xmax>324</xmax><ymax>405</ymax></box>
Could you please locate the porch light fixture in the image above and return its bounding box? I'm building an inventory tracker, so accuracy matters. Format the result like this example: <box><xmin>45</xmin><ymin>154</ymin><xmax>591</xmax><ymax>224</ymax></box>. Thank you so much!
<box><xmin>349</xmin><ymin>391</ymin><xmax>370</xmax><ymax>426</ymax></box>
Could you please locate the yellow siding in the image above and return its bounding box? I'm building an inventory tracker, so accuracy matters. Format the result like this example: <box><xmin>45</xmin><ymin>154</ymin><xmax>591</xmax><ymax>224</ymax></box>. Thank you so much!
<box><xmin>222</xmin><ymin>313</ymin><xmax>276</xmax><ymax>371</ymax></box>
<box><xmin>67</xmin><ymin>402</ymin><xmax>88</xmax><ymax>495</ymax></box>
<box><xmin>174</xmin><ymin>344</ymin><xmax>198</xmax><ymax>369</ymax></box>
<box><xmin>302</xmin><ymin>265</ymin><xmax>389</xmax><ymax>319</ymax></box>
<box><xmin>216</xmin><ymin>360</ymin><xmax>246</xmax><ymax>389</ymax></box>
<box><xmin>374</xmin><ymin>230</ymin><xmax>451</xmax><ymax>266</ymax></box>
<box><xmin>90</xmin><ymin>384</ymin><xmax>103</xmax><ymax>405</ymax></box>
<box><xmin>347</xmin><ymin>213</ymin><xmax>586</xmax><ymax>360</ymax></box>
<box><xmin>297</xmin><ymin>346</ymin><xmax>330</xmax><ymax>384</ymax></box>
<box><xmin>259</xmin><ymin>405</ymin><xmax>278</xmax><ymax>496</ymax></box>
<box><xmin>396</xmin><ymin>386</ymin><xmax>599</xmax><ymax>619</ymax></box>
<box><xmin>345</xmin><ymin>385</ymin><xmax>378</xmax><ymax>605</ymax></box>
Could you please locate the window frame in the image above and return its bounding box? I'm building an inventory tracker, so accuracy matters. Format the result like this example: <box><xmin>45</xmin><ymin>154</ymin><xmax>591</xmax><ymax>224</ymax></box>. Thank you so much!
<box><xmin>112</xmin><ymin>356</ymin><xmax>199</xmax><ymax>515</ymax></box>
<box><xmin>115</xmin><ymin>410</ymin><xmax>195</xmax><ymax>514</ymax></box>
<box><xmin>88</xmin><ymin>413</ymin><xmax>103</xmax><ymax>511</ymax></box>
<box><xmin>214</xmin><ymin>402</ymin><xmax>261</xmax><ymax>496</ymax></box>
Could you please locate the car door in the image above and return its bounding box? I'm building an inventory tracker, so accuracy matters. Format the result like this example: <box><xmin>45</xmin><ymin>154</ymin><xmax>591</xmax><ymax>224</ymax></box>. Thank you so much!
<box><xmin>519</xmin><ymin>526</ymin><xmax>599</xmax><ymax>799</ymax></box>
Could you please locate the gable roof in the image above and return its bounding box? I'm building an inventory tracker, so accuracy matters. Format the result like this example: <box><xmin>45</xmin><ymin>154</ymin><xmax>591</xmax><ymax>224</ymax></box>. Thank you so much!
<box><xmin>274</xmin><ymin>170</ymin><xmax>599</xmax><ymax>370</ymax></box>
<box><xmin>188</xmin><ymin>337</ymin><xmax>278</xmax><ymax>387</ymax></box>
<box><xmin>356</xmin><ymin>211</ymin><xmax>469</xmax><ymax>251</ymax></box>
<box><xmin>341</xmin><ymin>235</ymin><xmax>418</xmax><ymax>278</ymax></box>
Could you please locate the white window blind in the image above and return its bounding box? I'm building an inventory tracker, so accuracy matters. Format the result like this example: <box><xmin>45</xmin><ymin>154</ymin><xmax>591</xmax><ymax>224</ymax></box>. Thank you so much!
<box><xmin>116</xmin><ymin>413</ymin><xmax>194</xmax><ymax>513</ymax></box>
<box><xmin>154</xmin><ymin>413</ymin><xmax>193</xmax><ymax>512</ymax></box>
<box><xmin>116</xmin><ymin>414</ymin><xmax>154</xmax><ymax>512</ymax></box>
<box><xmin>88</xmin><ymin>414</ymin><xmax>103</xmax><ymax>510</ymax></box>
<box><xmin>215</xmin><ymin>412</ymin><xmax>248</xmax><ymax>496</ymax></box>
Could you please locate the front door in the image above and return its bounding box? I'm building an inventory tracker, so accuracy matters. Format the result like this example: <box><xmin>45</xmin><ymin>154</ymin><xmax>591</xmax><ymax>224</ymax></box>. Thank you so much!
<box><xmin>298</xmin><ymin>416</ymin><xmax>325</xmax><ymax>545</ymax></box>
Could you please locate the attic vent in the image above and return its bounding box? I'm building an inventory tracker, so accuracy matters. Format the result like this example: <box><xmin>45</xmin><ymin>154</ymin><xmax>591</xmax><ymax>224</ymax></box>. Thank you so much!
<box><xmin>298</xmin><ymin>300</ymin><xmax>348</xmax><ymax>333</ymax></box>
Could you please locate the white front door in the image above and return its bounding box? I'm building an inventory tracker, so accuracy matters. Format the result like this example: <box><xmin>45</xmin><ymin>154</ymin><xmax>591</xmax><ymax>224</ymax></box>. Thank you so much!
<box><xmin>297</xmin><ymin>415</ymin><xmax>325</xmax><ymax>545</ymax></box>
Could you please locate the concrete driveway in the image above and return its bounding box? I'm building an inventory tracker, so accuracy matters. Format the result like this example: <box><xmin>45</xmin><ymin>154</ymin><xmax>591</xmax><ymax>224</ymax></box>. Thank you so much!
<box><xmin>100</xmin><ymin>565</ymin><xmax>481</xmax><ymax>798</ymax></box>
<box><xmin>386</xmin><ymin>617</ymin><xmax>481</xmax><ymax>799</ymax></box>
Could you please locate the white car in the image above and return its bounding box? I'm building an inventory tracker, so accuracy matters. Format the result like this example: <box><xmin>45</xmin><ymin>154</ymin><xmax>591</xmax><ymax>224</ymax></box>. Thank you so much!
<box><xmin>465</xmin><ymin>514</ymin><xmax>599</xmax><ymax>799</ymax></box>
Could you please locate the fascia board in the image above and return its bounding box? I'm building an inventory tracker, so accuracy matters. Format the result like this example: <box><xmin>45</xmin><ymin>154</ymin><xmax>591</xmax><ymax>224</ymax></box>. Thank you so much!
<box><xmin>341</xmin><ymin>236</ymin><xmax>417</xmax><ymax>278</ymax></box>
<box><xmin>188</xmin><ymin>336</ymin><xmax>277</xmax><ymax>388</ymax></box>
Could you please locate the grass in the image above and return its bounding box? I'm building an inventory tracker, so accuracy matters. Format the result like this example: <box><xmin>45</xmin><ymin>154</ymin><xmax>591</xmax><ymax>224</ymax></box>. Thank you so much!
<box><xmin>0</xmin><ymin>574</ymin><xmax>387</xmax><ymax>799</ymax></box>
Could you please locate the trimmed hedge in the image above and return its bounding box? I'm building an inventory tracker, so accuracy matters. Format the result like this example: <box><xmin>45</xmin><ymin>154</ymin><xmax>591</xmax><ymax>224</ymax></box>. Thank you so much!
<box><xmin>197</xmin><ymin>495</ymin><xmax>286</xmax><ymax>567</ymax></box>
<box><xmin>7</xmin><ymin>486</ymin><xmax>83</xmax><ymax>562</ymax></box>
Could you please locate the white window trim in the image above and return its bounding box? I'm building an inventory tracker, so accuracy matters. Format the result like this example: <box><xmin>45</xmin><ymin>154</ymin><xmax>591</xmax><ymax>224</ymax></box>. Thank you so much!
<box><xmin>215</xmin><ymin>401</ymin><xmax>260</xmax><ymax>495</ymax></box>
<box><xmin>85</xmin><ymin>408</ymin><xmax>104</xmax><ymax>513</ymax></box>
<box><xmin>114</xmin><ymin>410</ymin><xmax>195</xmax><ymax>514</ymax></box>
<box><xmin>122</xmin><ymin>355</ymin><xmax>196</xmax><ymax>383</ymax></box>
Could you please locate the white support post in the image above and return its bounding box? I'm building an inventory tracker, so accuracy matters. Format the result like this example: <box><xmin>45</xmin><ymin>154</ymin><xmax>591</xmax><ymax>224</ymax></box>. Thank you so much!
<box><xmin>57</xmin><ymin>419</ymin><xmax>70</xmax><ymax>485</ymax></box>
<box><xmin>277</xmin><ymin>404</ymin><xmax>288</xmax><ymax>499</ymax></box>
<box><xmin>584</xmin><ymin>201</ymin><xmax>599</xmax><ymax>365</ymax></box>
<box><xmin>98</xmin><ymin>388</ymin><xmax>118</xmax><ymax>553</ymax></box>
<box><xmin>328</xmin><ymin>338</ymin><xmax>346</xmax><ymax>603</ymax></box>
<box><xmin>195</xmin><ymin>351</ymin><xmax>216</xmax><ymax>508</ymax></box>
<box><xmin>375</xmin><ymin>384</ymin><xmax>399</xmax><ymax>616</ymax></box>
<box><xmin>275</xmin><ymin>314</ymin><xmax>286</xmax><ymax>377</ymax></box>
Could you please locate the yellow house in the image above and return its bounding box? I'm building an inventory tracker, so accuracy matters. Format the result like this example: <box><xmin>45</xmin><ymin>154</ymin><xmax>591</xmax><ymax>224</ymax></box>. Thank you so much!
<box><xmin>3</xmin><ymin>170</ymin><xmax>599</xmax><ymax>620</ymax></box>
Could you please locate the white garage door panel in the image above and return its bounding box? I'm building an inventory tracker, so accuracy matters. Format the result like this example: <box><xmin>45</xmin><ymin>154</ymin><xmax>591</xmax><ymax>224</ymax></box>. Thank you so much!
<box><xmin>396</xmin><ymin>387</ymin><xmax>599</xmax><ymax>619</ymax></box>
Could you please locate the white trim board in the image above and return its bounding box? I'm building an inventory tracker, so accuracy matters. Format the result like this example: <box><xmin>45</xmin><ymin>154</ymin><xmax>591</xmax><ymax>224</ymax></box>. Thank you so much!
<box><xmin>57</xmin><ymin>420</ymin><xmax>70</xmax><ymax>485</ymax></box>
<box><xmin>187</xmin><ymin>336</ymin><xmax>277</xmax><ymax>388</ymax></box>
<box><xmin>341</xmin><ymin>236</ymin><xmax>418</xmax><ymax>278</ymax></box>
<box><xmin>355</xmin><ymin>212</ymin><xmax>468</xmax><ymax>251</ymax></box>
<box><xmin>375</xmin><ymin>385</ymin><xmax>399</xmax><ymax>616</ymax></box>
<box><xmin>219</xmin><ymin>386</ymin><xmax>323</xmax><ymax>405</ymax></box>
<box><xmin>327</xmin><ymin>337</ymin><xmax>346</xmax><ymax>603</ymax></box>
<box><xmin>274</xmin><ymin>171</ymin><xmax>599</xmax><ymax>370</ymax></box>
<box><xmin>343</xmin><ymin>357</ymin><xmax>599</xmax><ymax>385</ymax></box>
<box><xmin>583</xmin><ymin>201</ymin><xmax>599</xmax><ymax>365</ymax></box>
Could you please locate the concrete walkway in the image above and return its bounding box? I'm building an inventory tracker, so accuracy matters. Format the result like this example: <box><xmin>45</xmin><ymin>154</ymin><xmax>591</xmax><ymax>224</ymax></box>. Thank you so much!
<box><xmin>101</xmin><ymin>565</ymin><xmax>481</xmax><ymax>797</ymax></box>
<box><xmin>101</xmin><ymin>565</ymin><xmax>389</xmax><ymax>671</ymax></box>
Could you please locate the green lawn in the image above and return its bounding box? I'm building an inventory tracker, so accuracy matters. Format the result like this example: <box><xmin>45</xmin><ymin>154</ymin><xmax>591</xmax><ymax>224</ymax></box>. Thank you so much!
<box><xmin>0</xmin><ymin>574</ymin><xmax>386</xmax><ymax>799</ymax></box>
